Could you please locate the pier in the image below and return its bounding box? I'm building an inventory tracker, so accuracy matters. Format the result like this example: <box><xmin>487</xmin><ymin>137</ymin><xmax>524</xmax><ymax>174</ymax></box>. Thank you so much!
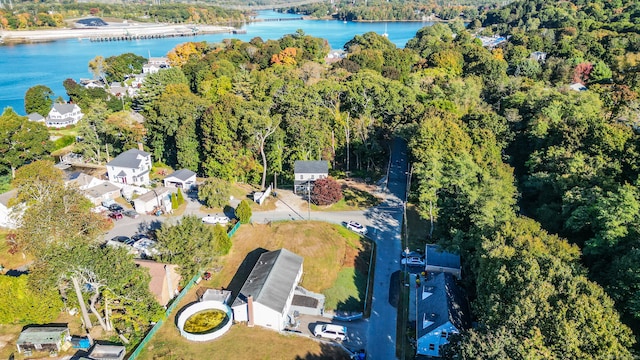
<box><xmin>90</xmin><ymin>30</ymin><xmax>198</xmax><ymax>42</ymax></box>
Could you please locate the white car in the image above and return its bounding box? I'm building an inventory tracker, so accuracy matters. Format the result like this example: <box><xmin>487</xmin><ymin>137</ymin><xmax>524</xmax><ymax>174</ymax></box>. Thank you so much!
<box><xmin>202</xmin><ymin>215</ymin><xmax>230</xmax><ymax>225</ymax></box>
<box><xmin>401</xmin><ymin>256</ymin><xmax>426</xmax><ymax>266</ymax></box>
<box><xmin>313</xmin><ymin>324</ymin><xmax>347</xmax><ymax>342</ymax></box>
<box><xmin>345</xmin><ymin>221</ymin><xmax>367</xmax><ymax>235</ymax></box>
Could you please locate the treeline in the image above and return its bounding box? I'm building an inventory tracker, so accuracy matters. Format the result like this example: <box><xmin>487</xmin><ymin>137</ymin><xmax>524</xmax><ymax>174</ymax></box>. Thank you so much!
<box><xmin>0</xmin><ymin>2</ymin><xmax>245</xmax><ymax>30</ymax></box>
<box><xmin>282</xmin><ymin>0</ymin><xmax>494</xmax><ymax>21</ymax></box>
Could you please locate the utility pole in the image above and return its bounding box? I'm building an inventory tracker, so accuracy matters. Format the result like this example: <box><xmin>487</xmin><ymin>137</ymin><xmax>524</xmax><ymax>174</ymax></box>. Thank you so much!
<box><xmin>307</xmin><ymin>180</ymin><xmax>311</xmax><ymax>220</ymax></box>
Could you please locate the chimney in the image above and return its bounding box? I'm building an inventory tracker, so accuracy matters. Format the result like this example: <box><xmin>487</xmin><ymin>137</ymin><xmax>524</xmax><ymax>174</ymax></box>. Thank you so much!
<box><xmin>138</xmin><ymin>142</ymin><xmax>144</xmax><ymax>151</ymax></box>
<box><xmin>165</xmin><ymin>265</ymin><xmax>174</xmax><ymax>303</ymax></box>
<box><xmin>247</xmin><ymin>295</ymin><xmax>254</xmax><ymax>327</ymax></box>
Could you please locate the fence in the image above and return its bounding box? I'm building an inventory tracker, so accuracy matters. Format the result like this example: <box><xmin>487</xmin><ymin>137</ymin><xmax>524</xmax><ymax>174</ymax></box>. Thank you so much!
<box><xmin>227</xmin><ymin>221</ymin><xmax>242</xmax><ymax>238</ymax></box>
<box><xmin>127</xmin><ymin>221</ymin><xmax>245</xmax><ymax>359</ymax></box>
<box><xmin>128</xmin><ymin>270</ymin><xmax>201</xmax><ymax>359</ymax></box>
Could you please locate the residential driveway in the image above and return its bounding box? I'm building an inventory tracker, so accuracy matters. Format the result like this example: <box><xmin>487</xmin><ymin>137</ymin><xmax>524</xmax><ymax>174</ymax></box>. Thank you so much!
<box><xmin>294</xmin><ymin>314</ymin><xmax>369</xmax><ymax>352</ymax></box>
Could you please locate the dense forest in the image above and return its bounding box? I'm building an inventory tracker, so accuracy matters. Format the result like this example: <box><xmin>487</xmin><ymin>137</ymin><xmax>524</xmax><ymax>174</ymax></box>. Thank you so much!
<box><xmin>1</xmin><ymin>0</ymin><xmax>640</xmax><ymax>356</ymax></box>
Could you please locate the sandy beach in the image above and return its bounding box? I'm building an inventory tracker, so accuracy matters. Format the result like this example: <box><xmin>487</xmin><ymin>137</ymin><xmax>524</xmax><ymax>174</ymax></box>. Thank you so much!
<box><xmin>0</xmin><ymin>23</ymin><xmax>235</xmax><ymax>43</ymax></box>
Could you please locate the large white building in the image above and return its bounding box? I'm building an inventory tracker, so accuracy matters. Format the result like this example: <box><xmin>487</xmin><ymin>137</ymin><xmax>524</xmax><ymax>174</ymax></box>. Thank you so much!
<box><xmin>106</xmin><ymin>148</ymin><xmax>152</xmax><ymax>186</ymax></box>
<box><xmin>232</xmin><ymin>249</ymin><xmax>303</xmax><ymax>331</ymax></box>
<box><xmin>46</xmin><ymin>103</ymin><xmax>84</xmax><ymax>128</ymax></box>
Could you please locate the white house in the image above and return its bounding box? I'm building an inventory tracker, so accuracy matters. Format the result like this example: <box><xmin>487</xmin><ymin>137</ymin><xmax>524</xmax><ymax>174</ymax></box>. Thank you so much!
<box><xmin>142</xmin><ymin>57</ymin><xmax>170</xmax><ymax>74</ymax></box>
<box><xmin>46</xmin><ymin>103</ymin><xmax>84</xmax><ymax>128</ymax></box>
<box><xmin>133</xmin><ymin>186</ymin><xmax>173</xmax><ymax>214</ymax></box>
<box><xmin>83</xmin><ymin>182</ymin><xmax>122</xmax><ymax>206</ymax></box>
<box><xmin>27</xmin><ymin>113</ymin><xmax>45</xmax><ymax>123</ymax></box>
<box><xmin>425</xmin><ymin>244</ymin><xmax>462</xmax><ymax>280</ymax></box>
<box><xmin>163</xmin><ymin>169</ymin><xmax>196</xmax><ymax>191</ymax></box>
<box><xmin>0</xmin><ymin>189</ymin><xmax>21</xmax><ymax>229</ymax></box>
<box><xmin>106</xmin><ymin>148</ymin><xmax>152</xmax><ymax>186</ymax></box>
<box><xmin>66</xmin><ymin>171</ymin><xmax>103</xmax><ymax>191</ymax></box>
<box><xmin>293</xmin><ymin>160</ymin><xmax>329</xmax><ymax>194</ymax></box>
<box><xmin>232</xmin><ymin>249</ymin><xmax>303</xmax><ymax>331</ymax></box>
<box><xmin>416</xmin><ymin>272</ymin><xmax>470</xmax><ymax>357</ymax></box>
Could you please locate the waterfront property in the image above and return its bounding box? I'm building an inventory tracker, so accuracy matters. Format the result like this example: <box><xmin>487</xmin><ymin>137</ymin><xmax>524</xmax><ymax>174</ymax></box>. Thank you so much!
<box><xmin>45</xmin><ymin>103</ymin><xmax>84</xmax><ymax>128</ymax></box>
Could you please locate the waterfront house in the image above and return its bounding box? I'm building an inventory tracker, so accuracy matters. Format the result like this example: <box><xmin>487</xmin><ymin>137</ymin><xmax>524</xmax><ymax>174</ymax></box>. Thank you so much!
<box><xmin>106</xmin><ymin>148</ymin><xmax>152</xmax><ymax>186</ymax></box>
<box><xmin>143</xmin><ymin>57</ymin><xmax>170</xmax><ymax>74</ymax></box>
<box><xmin>46</xmin><ymin>103</ymin><xmax>84</xmax><ymax>128</ymax></box>
<box><xmin>27</xmin><ymin>113</ymin><xmax>45</xmax><ymax>123</ymax></box>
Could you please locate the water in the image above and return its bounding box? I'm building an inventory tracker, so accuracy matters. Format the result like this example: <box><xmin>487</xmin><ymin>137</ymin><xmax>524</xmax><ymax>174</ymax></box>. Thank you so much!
<box><xmin>0</xmin><ymin>11</ymin><xmax>431</xmax><ymax>114</ymax></box>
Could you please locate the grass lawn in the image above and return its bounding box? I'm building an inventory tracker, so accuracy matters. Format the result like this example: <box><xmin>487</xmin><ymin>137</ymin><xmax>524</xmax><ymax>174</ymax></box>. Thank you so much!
<box><xmin>311</xmin><ymin>186</ymin><xmax>381</xmax><ymax>212</ymax></box>
<box><xmin>48</xmin><ymin>126</ymin><xmax>78</xmax><ymax>138</ymax></box>
<box><xmin>139</xmin><ymin>221</ymin><xmax>369</xmax><ymax>360</ymax></box>
<box><xmin>199</xmin><ymin>183</ymin><xmax>277</xmax><ymax>213</ymax></box>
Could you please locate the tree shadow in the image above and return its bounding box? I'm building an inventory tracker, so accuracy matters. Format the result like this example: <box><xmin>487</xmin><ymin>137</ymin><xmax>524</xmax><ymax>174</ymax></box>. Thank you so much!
<box><xmin>226</xmin><ymin>248</ymin><xmax>268</xmax><ymax>301</ymax></box>
<box><xmin>223</xmin><ymin>205</ymin><xmax>235</xmax><ymax>218</ymax></box>
<box><xmin>294</xmin><ymin>342</ymin><xmax>352</xmax><ymax>360</ymax></box>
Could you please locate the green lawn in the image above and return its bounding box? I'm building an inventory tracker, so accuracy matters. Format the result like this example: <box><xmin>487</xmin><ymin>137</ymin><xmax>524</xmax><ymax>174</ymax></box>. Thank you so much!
<box><xmin>323</xmin><ymin>267</ymin><xmax>367</xmax><ymax>311</ymax></box>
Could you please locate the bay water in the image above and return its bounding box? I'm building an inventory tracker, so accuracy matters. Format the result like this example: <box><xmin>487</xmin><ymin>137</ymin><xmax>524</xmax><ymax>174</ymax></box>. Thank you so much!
<box><xmin>0</xmin><ymin>11</ymin><xmax>431</xmax><ymax>113</ymax></box>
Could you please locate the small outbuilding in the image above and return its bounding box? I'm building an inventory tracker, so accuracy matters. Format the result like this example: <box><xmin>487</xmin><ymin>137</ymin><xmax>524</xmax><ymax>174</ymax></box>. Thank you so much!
<box><xmin>232</xmin><ymin>248</ymin><xmax>303</xmax><ymax>331</ymax></box>
<box><xmin>86</xmin><ymin>343</ymin><xmax>126</xmax><ymax>360</ymax></box>
<box><xmin>163</xmin><ymin>169</ymin><xmax>196</xmax><ymax>191</ymax></box>
<box><xmin>132</xmin><ymin>186</ymin><xmax>174</xmax><ymax>214</ymax></box>
<box><xmin>16</xmin><ymin>325</ymin><xmax>70</xmax><ymax>354</ymax></box>
<box><xmin>134</xmin><ymin>259</ymin><xmax>181</xmax><ymax>307</ymax></box>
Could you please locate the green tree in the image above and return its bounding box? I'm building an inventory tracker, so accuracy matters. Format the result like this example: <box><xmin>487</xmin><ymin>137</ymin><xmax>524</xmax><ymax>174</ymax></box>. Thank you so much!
<box><xmin>177</xmin><ymin>187</ymin><xmax>185</xmax><ymax>205</ymax></box>
<box><xmin>235</xmin><ymin>199</ymin><xmax>252</xmax><ymax>224</ymax></box>
<box><xmin>156</xmin><ymin>215</ymin><xmax>222</xmax><ymax>279</ymax></box>
<box><xmin>198</xmin><ymin>178</ymin><xmax>230</xmax><ymax>208</ymax></box>
<box><xmin>171</xmin><ymin>192</ymin><xmax>178</xmax><ymax>210</ymax></box>
<box><xmin>0</xmin><ymin>108</ymin><xmax>52</xmax><ymax>178</ymax></box>
<box><xmin>24</xmin><ymin>85</ymin><xmax>53</xmax><ymax>116</ymax></box>
<box><xmin>213</xmin><ymin>224</ymin><xmax>231</xmax><ymax>255</ymax></box>
<box><xmin>0</xmin><ymin>275</ymin><xmax>63</xmax><ymax>324</ymax></box>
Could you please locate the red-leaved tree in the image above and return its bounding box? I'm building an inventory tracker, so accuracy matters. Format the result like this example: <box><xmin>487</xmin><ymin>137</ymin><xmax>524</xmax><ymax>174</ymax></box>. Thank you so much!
<box><xmin>573</xmin><ymin>62</ymin><xmax>593</xmax><ymax>84</ymax></box>
<box><xmin>311</xmin><ymin>178</ymin><xmax>343</xmax><ymax>206</ymax></box>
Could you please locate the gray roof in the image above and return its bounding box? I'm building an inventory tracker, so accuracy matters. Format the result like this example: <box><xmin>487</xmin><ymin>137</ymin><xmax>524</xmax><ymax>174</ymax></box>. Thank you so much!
<box><xmin>107</xmin><ymin>149</ymin><xmax>150</xmax><ymax>169</ymax></box>
<box><xmin>233</xmin><ymin>248</ymin><xmax>303</xmax><ymax>313</ymax></box>
<box><xmin>17</xmin><ymin>326</ymin><xmax>69</xmax><ymax>345</ymax></box>
<box><xmin>27</xmin><ymin>113</ymin><xmax>45</xmax><ymax>121</ymax></box>
<box><xmin>294</xmin><ymin>160</ymin><xmax>328</xmax><ymax>174</ymax></box>
<box><xmin>88</xmin><ymin>344</ymin><xmax>126</xmax><ymax>360</ymax></box>
<box><xmin>84</xmin><ymin>182</ymin><xmax>120</xmax><ymax>199</ymax></box>
<box><xmin>67</xmin><ymin>171</ymin><xmax>98</xmax><ymax>187</ymax></box>
<box><xmin>166</xmin><ymin>169</ymin><xmax>196</xmax><ymax>181</ymax></box>
<box><xmin>417</xmin><ymin>273</ymin><xmax>470</xmax><ymax>340</ymax></box>
<box><xmin>135</xmin><ymin>186</ymin><xmax>172</xmax><ymax>203</ymax></box>
<box><xmin>426</xmin><ymin>244</ymin><xmax>461</xmax><ymax>270</ymax></box>
<box><xmin>0</xmin><ymin>189</ymin><xmax>17</xmax><ymax>207</ymax></box>
<box><xmin>52</xmin><ymin>103</ymin><xmax>79</xmax><ymax>115</ymax></box>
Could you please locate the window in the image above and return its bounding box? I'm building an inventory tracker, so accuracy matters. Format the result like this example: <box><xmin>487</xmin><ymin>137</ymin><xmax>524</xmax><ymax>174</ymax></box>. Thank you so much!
<box><xmin>429</xmin><ymin>344</ymin><xmax>435</xmax><ymax>351</ymax></box>
<box><xmin>300</xmin><ymin>175</ymin><xmax>303</xmax><ymax>180</ymax></box>
<box><xmin>441</xmin><ymin>331</ymin><xmax>447</xmax><ymax>338</ymax></box>
<box><xmin>311</xmin><ymin>175</ymin><xmax>315</xmax><ymax>179</ymax></box>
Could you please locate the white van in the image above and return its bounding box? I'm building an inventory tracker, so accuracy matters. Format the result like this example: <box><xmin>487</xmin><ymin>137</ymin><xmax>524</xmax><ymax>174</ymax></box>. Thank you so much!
<box><xmin>313</xmin><ymin>324</ymin><xmax>347</xmax><ymax>342</ymax></box>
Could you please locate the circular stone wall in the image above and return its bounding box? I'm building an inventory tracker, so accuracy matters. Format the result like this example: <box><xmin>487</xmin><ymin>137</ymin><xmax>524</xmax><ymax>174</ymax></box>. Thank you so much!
<box><xmin>176</xmin><ymin>301</ymin><xmax>232</xmax><ymax>341</ymax></box>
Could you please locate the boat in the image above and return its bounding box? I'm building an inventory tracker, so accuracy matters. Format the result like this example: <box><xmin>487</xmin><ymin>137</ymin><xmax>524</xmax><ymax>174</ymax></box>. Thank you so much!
<box><xmin>382</xmin><ymin>23</ymin><xmax>388</xmax><ymax>37</ymax></box>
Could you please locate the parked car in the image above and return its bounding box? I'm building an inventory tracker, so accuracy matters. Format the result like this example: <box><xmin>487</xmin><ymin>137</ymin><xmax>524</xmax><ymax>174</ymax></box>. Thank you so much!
<box><xmin>345</xmin><ymin>221</ymin><xmax>367</xmax><ymax>235</ymax></box>
<box><xmin>401</xmin><ymin>256</ymin><xmax>426</xmax><ymax>266</ymax></box>
<box><xmin>123</xmin><ymin>210</ymin><xmax>139</xmax><ymax>218</ymax></box>
<box><xmin>108</xmin><ymin>212</ymin><xmax>123</xmax><ymax>220</ymax></box>
<box><xmin>108</xmin><ymin>203</ymin><xmax>124</xmax><ymax>212</ymax></box>
<box><xmin>202</xmin><ymin>215</ymin><xmax>230</xmax><ymax>225</ymax></box>
<box><xmin>313</xmin><ymin>324</ymin><xmax>347</xmax><ymax>342</ymax></box>
<box><xmin>111</xmin><ymin>236</ymin><xmax>131</xmax><ymax>244</ymax></box>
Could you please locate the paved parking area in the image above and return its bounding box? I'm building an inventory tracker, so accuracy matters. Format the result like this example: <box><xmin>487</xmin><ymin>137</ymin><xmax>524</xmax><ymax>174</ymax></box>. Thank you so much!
<box><xmin>293</xmin><ymin>314</ymin><xmax>369</xmax><ymax>352</ymax></box>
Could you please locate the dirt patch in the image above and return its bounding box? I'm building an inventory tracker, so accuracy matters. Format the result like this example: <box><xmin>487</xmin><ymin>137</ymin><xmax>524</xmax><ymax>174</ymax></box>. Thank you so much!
<box><xmin>338</xmin><ymin>178</ymin><xmax>379</xmax><ymax>194</ymax></box>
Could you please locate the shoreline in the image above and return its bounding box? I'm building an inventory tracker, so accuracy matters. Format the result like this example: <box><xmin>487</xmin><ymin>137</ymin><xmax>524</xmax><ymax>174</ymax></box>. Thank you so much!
<box><xmin>0</xmin><ymin>23</ymin><xmax>235</xmax><ymax>45</ymax></box>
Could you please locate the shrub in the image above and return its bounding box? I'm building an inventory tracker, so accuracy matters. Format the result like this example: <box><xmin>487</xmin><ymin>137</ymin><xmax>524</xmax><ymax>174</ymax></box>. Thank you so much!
<box><xmin>198</xmin><ymin>178</ymin><xmax>230</xmax><ymax>208</ymax></box>
<box><xmin>235</xmin><ymin>200</ymin><xmax>252</xmax><ymax>224</ymax></box>
<box><xmin>0</xmin><ymin>275</ymin><xmax>62</xmax><ymax>324</ymax></box>
<box><xmin>311</xmin><ymin>177</ymin><xmax>343</xmax><ymax>206</ymax></box>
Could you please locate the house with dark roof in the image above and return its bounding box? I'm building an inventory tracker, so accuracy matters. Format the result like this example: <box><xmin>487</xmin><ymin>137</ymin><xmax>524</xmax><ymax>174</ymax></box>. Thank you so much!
<box><xmin>231</xmin><ymin>249</ymin><xmax>303</xmax><ymax>331</ymax></box>
<box><xmin>163</xmin><ymin>169</ymin><xmax>196</xmax><ymax>191</ymax></box>
<box><xmin>16</xmin><ymin>325</ymin><xmax>70</xmax><ymax>354</ymax></box>
<box><xmin>46</xmin><ymin>103</ymin><xmax>84</xmax><ymax>128</ymax></box>
<box><xmin>293</xmin><ymin>160</ymin><xmax>329</xmax><ymax>194</ymax></box>
<box><xmin>425</xmin><ymin>244</ymin><xmax>461</xmax><ymax>279</ymax></box>
<box><xmin>416</xmin><ymin>273</ymin><xmax>470</xmax><ymax>357</ymax></box>
<box><xmin>106</xmin><ymin>148</ymin><xmax>152</xmax><ymax>186</ymax></box>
